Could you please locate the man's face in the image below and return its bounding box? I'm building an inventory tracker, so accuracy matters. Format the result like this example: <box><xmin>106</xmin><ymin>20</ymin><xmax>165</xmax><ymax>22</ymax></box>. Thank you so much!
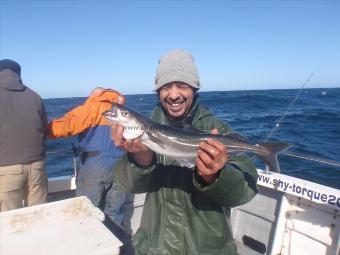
<box><xmin>159</xmin><ymin>82</ymin><xmax>195</xmax><ymax>119</ymax></box>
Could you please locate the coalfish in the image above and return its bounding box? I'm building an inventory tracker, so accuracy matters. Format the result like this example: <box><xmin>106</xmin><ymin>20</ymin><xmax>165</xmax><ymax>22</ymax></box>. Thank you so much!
<box><xmin>103</xmin><ymin>104</ymin><xmax>292</xmax><ymax>172</ymax></box>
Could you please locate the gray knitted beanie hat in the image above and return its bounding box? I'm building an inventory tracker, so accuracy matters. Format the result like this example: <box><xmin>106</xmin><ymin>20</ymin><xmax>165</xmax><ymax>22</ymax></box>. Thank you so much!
<box><xmin>155</xmin><ymin>49</ymin><xmax>200</xmax><ymax>91</ymax></box>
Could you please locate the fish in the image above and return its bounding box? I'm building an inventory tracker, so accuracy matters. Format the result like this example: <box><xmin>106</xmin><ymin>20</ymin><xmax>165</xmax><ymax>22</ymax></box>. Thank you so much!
<box><xmin>103</xmin><ymin>104</ymin><xmax>292</xmax><ymax>172</ymax></box>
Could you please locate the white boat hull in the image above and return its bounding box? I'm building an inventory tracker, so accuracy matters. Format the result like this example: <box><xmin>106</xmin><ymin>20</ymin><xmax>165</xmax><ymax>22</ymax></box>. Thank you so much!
<box><xmin>2</xmin><ymin>169</ymin><xmax>339</xmax><ymax>255</ymax></box>
<box><xmin>122</xmin><ymin>169</ymin><xmax>340</xmax><ymax>255</ymax></box>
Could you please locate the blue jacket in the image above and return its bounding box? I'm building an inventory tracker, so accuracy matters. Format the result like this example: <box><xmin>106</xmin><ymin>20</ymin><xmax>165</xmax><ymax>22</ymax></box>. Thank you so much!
<box><xmin>48</xmin><ymin>89</ymin><xmax>125</xmax><ymax>171</ymax></box>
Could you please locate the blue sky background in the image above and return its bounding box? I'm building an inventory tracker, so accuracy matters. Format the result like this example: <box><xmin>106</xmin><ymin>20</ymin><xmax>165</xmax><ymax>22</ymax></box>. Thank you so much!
<box><xmin>1</xmin><ymin>1</ymin><xmax>339</xmax><ymax>98</ymax></box>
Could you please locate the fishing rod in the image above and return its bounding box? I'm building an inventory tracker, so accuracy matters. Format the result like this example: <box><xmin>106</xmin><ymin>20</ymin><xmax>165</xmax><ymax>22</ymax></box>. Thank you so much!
<box><xmin>262</xmin><ymin>73</ymin><xmax>340</xmax><ymax>169</ymax></box>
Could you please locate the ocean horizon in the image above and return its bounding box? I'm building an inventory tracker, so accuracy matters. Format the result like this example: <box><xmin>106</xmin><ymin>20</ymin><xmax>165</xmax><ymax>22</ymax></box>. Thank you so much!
<box><xmin>45</xmin><ymin>87</ymin><xmax>340</xmax><ymax>189</ymax></box>
<box><xmin>43</xmin><ymin>86</ymin><xmax>340</xmax><ymax>100</ymax></box>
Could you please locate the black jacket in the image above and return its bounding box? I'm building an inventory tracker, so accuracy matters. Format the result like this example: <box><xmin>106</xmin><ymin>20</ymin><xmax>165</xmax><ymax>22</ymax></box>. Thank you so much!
<box><xmin>0</xmin><ymin>69</ymin><xmax>47</xmax><ymax>166</ymax></box>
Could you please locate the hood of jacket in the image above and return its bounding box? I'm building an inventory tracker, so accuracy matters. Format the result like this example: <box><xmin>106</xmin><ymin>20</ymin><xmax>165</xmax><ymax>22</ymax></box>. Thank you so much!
<box><xmin>0</xmin><ymin>69</ymin><xmax>25</xmax><ymax>91</ymax></box>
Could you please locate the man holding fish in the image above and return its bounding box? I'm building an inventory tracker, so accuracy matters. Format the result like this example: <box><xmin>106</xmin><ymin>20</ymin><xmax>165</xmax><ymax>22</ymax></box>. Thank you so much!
<box><xmin>110</xmin><ymin>49</ymin><xmax>259</xmax><ymax>254</ymax></box>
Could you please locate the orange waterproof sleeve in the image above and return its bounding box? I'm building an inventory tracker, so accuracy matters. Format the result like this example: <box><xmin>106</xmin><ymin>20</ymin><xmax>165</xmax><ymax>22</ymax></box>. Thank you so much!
<box><xmin>47</xmin><ymin>102</ymin><xmax>98</xmax><ymax>138</ymax></box>
<box><xmin>47</xmin><ymin>90</ymin><xmax>125</xmax><ymax>138</ymax></box>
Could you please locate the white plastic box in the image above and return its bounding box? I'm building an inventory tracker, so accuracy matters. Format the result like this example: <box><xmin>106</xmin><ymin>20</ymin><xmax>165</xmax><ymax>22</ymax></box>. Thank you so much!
<box><xmin>0</xmin><ymin>196</ymin><xmax>122</xmax><ymax>255</ymax></box>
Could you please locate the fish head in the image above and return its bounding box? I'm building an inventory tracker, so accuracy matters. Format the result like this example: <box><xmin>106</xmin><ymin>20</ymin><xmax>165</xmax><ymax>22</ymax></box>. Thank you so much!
<box><xmin>102</xmin><ymin>103</ymin><xmax>145</xmax><ymax>140</ymax></box>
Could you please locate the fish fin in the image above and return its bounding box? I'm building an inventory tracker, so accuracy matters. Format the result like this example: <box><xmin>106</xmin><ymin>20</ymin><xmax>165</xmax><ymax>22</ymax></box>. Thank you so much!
<box><xmin>257</xmin><ymin>142</ymin><xmax>292</xmax><ymax>173</ymax></box>
<box><xmin>222</xmin><ymin>132</ymin><xmax>249</xmax><ymax>142</ymax></box>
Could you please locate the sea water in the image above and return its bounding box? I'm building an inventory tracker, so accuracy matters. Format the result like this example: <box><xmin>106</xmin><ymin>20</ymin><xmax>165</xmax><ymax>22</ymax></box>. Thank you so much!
<box><xmin>44</xmin><ymin>88</ymin><xmax>340</xmax><ymax>189</ymax></box>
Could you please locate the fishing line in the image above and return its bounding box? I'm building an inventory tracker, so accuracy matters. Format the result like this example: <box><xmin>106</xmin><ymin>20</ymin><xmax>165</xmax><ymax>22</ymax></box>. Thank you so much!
<box><xmin>282</xmin><ymin>151</ymin><xmax>340</xmax><ymax>168</ymax></box>
<box><xmin>253</xmin><ymin>73</ymin><xmax>313</xmax><ymax>167</ymax></box>
<box><xmin>257</xmin><ymin>73</ymin><xmax>340</xmax><ymax>169</ymax></box>
<box><xmin>264</xmin><ymin>72</ymin><xmax>314</xmax><ymax>142</ymax></box>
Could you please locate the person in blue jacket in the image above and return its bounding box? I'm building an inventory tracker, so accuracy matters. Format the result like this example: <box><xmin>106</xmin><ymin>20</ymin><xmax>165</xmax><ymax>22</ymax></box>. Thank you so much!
<box><xmin>48</xmin><ymin>88</ymin><xmax>130</xmax><ymax>235</ymax></box>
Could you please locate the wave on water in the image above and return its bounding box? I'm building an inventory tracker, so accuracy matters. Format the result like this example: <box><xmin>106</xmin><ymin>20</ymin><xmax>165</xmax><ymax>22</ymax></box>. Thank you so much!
<box><xmin>44</xmin><ymin>88</ymin><xmax>340</xmax><ymax>189</ymax></box>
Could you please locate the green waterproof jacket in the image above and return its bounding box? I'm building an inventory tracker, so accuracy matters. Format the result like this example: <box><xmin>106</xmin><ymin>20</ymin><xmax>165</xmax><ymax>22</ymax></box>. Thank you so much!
<box><xmin>114</xmin><ymin>98</ymin><xmax>258</xmax><ymax>255</ymax></box>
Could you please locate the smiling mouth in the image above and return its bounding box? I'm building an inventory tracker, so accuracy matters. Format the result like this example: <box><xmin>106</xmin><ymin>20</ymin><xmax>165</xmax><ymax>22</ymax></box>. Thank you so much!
<box><xmin>168</xmin><ymin>101</ymin><xmax>184</xmax><ymax>108</ymax></box>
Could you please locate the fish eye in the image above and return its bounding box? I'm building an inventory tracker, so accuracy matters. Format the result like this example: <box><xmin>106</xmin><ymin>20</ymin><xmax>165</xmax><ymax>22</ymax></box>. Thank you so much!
<box><xmin>121</xmin><ymin>111</ymin><xmax>129</xmax><ymax>117</ymax></box>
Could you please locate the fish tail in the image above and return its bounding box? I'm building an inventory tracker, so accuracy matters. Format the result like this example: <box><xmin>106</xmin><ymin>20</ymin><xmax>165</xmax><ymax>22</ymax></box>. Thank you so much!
<box><xmin>257</xmin><ymin>142</ymin><xmax>292</xmax><ymax>173</ymax></box>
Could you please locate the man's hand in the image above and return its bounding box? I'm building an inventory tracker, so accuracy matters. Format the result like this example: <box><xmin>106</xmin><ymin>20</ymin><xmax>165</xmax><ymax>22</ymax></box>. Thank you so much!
<box><xmin>111</xmin><ymin>123</ymin><xmax>153</xmax><ymax>166</ymax></box>
<box><xmin>196</xmin><ymin>128</ymin><xmax>228</xmax><ymax>184</ymax></box>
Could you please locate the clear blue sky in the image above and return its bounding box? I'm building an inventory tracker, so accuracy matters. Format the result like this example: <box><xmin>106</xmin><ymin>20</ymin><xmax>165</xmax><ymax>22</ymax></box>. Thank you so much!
<box><xmin>1</xmin><ymin>1</ymin><xmax>339</xmax><ymax>98</ymax></box>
